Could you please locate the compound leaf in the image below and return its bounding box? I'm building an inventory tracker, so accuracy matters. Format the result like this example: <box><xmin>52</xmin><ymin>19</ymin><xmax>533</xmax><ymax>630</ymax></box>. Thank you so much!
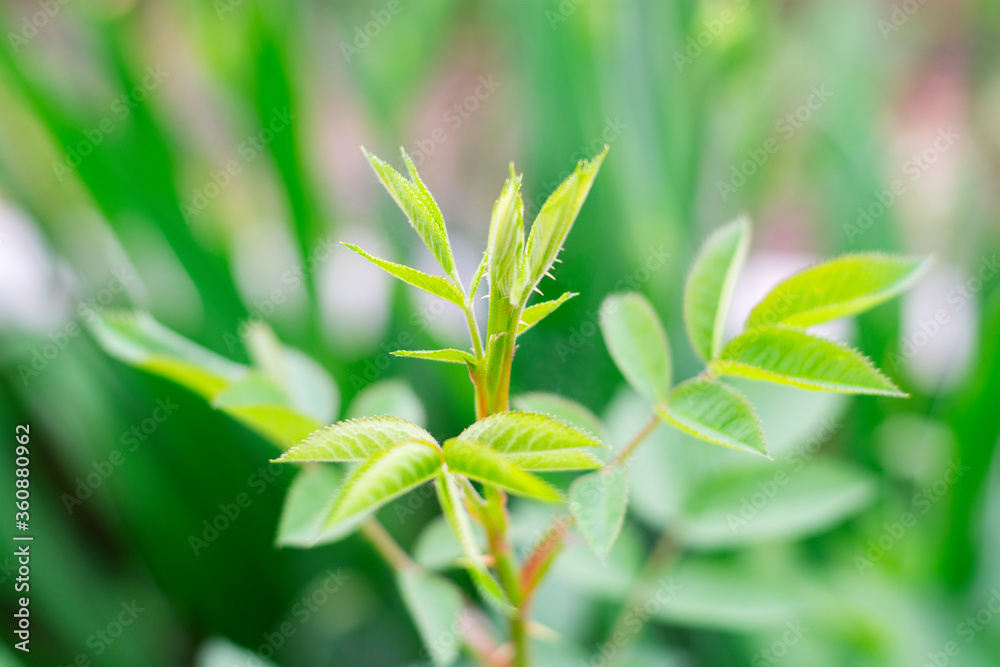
<box><xmin>443</xmin><ymin>439</ymin><xmax>562</xmax><ymax>501</ymax></box>
<box><xmin>601</xmin><ymin>293</ymin><xmax>672</xmax><ymax>404</ymax></box>
<box><xmin>746</xmin><ymin>253</ymin><xmax>928</xmax><ymax>329</ymax></box>
<box><xmin>711</xmin><ymin>327</ymin><xmax>906</xmax><ymax>397</ymax></box>
<box><xmin>276</xmin><ymin>417</ymin><xmax>437</xmax><ymax>462</ymax></box>
<box><xmin>684</xmin><ymin>217</ymin><xmax>750</xmax><ymax>360</ymax></box>
<box><xmin>657</xmin><ymin>379</ymin><xmax>768</xmax><ymax>458</ymax></box>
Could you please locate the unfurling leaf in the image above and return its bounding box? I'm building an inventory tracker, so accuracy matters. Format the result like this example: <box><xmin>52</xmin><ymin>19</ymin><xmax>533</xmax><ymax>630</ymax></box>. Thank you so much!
<box><xmin>459</xmin><ymin>411</ymin><xmax>605</xmax><ymax>454</ymax></box>
<box><xmin>711</xmin><ymin>326</ymin><xmax>906</xmax><ymax>396</ymax></box>
<box><xmin>434</xmin><ymin>469</ymin><xmax>512</xmax><ymax>611</ymax></box>
<box><xmin>276</xmin><ymin>417</ymin><xmax>436</xmax><ymax>462</ymax></box>
<box><xmin>684</xmin><ymin>217</ymin><xmax>750</xmax><ymax>361</ymax></box>
<box><xmin>487</xmin><ymin>167</ymin><xmax>524</xmax><ymax>297</ymax></box>
<box><xmin>569</xmin><ymin>468</ymin><xmax>628</xmax><ymax>562</ymax></box>
<box><xmin>364</xmin><ymin>148</ymin><xmax>459</xmax><ymax>283</ymax></box>
<box><xmin>517</xmin><ymin>292</ymin><xmax>577</xmax><ymax>336</ymax></box>
<box><xmin>443</xmin><ymin>439</ymin><xmax>562</xmax><ymax>501</ymax></box>
<box><xmin>324</xmin><ymin>441</ymin><xmax>442</xmax><ymax>528</ymax></box>
<box><xmin>391</xmin><ymin>349</ymin><xmax>477</xmax><ymax>365</ymax></box>
<box><xmin>601</xmin><ymin>293</ymin><xmax>672</xmax><ymax>404</ymax></box>
<box><xmin>657</xmin><ymin>379</ymin><xmax>768</xmax><ymax>457</ymax></box>
<box><xmin>397</xmin><ymin>569</ymin><xmax>465</xmax><ymax>666</ymax></box>
<box><xmin>343</xmin><ymin>243</ymin><xmax>466</xmax><ymax>308</ymax></box>
<box><xmin>746</xmin><ymin>253</ymin><xmax>929</xmax><ymax>329</ymax></box>
<box><xmin>90</xmin><ymin>311</ymin><xmax>246</xmax><ymax>400</ymax></box>
<box><xmin>515</xmin><ymin>146</ymin><xmax>608</xmax><ymax>303</ymax></box>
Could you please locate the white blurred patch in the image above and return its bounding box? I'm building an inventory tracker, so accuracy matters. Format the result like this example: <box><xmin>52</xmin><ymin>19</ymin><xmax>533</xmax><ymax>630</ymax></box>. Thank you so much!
<box><xmin>320</xmin><ymin>225</ymin><xmax>390</xmax><ymax>354</ymax></box>
<box><xmin>897</xmin><ymin>261</ymin><xmax>976</xmax><ymax>393</ymax></box>
<box><xmin>725</xmin><ymin>251</ymin><xmax>853</xmax><ymax>343</ymax></box>
<box><xmin>0</xmin><ymin>201</ymin><xmax>72</xmax><ymax>331</ymax></box>
<box><xmin>230</xmin><ymin>218</ymin><xmax>305</xmax><ymax>329</ymax></box>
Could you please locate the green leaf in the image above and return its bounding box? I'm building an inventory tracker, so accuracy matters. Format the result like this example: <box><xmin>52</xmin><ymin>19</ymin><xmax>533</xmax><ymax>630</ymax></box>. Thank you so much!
<box><xmin>517</xmin><ymin>146</ymin><xmax>608</xmax><ymax>302</ymax></box>
<box><xmin>346</xmin><ymin>379</ymin><xmax>427</xmax><ymax>425</ymax></box>
<box><xmin>214</xmin><ymin>376</ymin><xmax>324</xmax><ymax>449</ymax></box>
<box><xmin>276</xmin><ymin>466</ymin><xmax>347</xmax><ymax>547</ymax></box>
<box><xmin>343</xmin><ymin>243</ymin><xmax>466</xmax><ymax>308</ymax></box>
<box><xmin>601</xmin><ymin>293</ymin><xmax>672</xmax><ymax>404</ymax></box>
<box><xmin>657</xmin><ymin>379</ymin><xmax>768</xmax><ymax>458</ymax></box>
<box><xmin>397</xmin><ymin>569</ymin><xmax>465</xmax><ymax>666</ymax></box>
<box><xmin>459</xmin><ymin>411</ymin><xmax>605</xmax><ymax>454</ymax></box>
<box><xmin>443</xmin><ymin>439</ymin><xmax>562</xmax><ymax>501</ymax></box>
<box><xmin>677</xmin><ymin>460</ymin><xmax>876</xmax><ymax>549</ymax></box>
<box><xmin>90</xmin><ymin>311</ymin><xmax>245</xmax><ymax>400</ymax></box>
<box><xmin>391</xmin><ymin>349</ymin><xmax>477</xmax><ymax>365</ymax></box>
<box><xmin>504</xmin><ymin>450</ymin><xmax>603</xmax><ymax>471</ymax></box>
<box><xmin>711</xmin><ymin>326</ymin><xmax>906</xmax><ymax>396</ymax></box>
<box><xmin>276</xmin><ymin>417</ymin><xmax>436</xmax><ymax>462</ymax></box>
<box><xmin>487</xmin><ymin>166</ymin><xmax>524</xmax><ymax>297</ymax></box>
<box><xmin>569</xmin><ymin>468</ymin><xmax>629</xmax><ymax>562</ymax></box>
<box><xmin>244</xmin><ymin>324</ymin><xmax>339</xmax><ymax>424</ymax></box>
<box><xmin>364</xmin><ymin>148</ymin><xmax>459</xmax><ymax>283</ymax></box>
<box><xmin>746</xmin><ymin>253</ymin><xmax>928</xmax><ymax>329</ymax></box>
<box><xmin>683</xmin><ymin>217</ymin><xmax>751</xmax><ymax>360</ymax></box>
<box><xmin>434</xmin><ymin>469</ymin><xmax>511</xmax><ymax>611</ymax></box>
<box><xmin>512</xmin><ymin>392</ymin><xmax>607</xmax><ymax>443</ymax></box>
<box><xmin>517</xmin><ymin>292</ymin><xmax>577</xmax><ymax>336</ymax></box>
<box><xmin>468</xmin><ymin>251</ymin><xmax>488</xmax><ymax>298</ymax></box>
<box><xmin>324</xmin><ymin>441</ymin><xmax>442</xmax><ymax>528</ymax></box>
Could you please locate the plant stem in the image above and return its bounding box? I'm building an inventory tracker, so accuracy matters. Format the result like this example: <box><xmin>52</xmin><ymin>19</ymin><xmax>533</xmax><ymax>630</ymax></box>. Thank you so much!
<box><xmin>610</xmin><ymin>414</ymin><xmax>660</xmax><ymax>466</ymax></box>
<box><xmin>360</xmin><ymin>518</ymin><xmax>417</xmax><ymax>572</ymax></box>
<box><xmin>465</xmin><ymin>303</ymin><xmax>485</xmax><ymax>359</ymax></box>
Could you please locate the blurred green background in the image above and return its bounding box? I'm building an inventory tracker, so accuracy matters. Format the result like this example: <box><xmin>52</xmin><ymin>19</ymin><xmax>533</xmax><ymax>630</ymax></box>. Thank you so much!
<box><xmin>1</xmin><ymin>0</ymin><xmax>999</xmax><ymax>665</ymax></box>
